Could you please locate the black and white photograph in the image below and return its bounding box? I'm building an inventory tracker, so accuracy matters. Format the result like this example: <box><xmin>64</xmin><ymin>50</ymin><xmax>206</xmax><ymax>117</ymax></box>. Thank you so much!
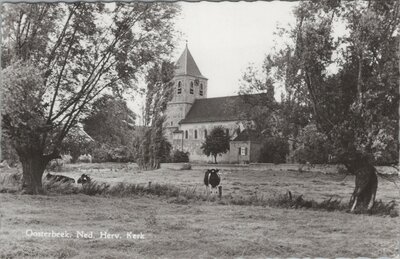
<box><xmin>0</xmin><ymin>0</ymin><xmax>399</xmax><ymax>257</ymax></box>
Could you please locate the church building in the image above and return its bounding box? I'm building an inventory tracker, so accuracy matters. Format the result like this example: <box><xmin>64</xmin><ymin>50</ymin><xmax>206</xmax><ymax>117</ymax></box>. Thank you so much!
<box><xmin>164</xmin><ymin>45</ymin><xmax>262</xmax><ymax>163</ymax></box>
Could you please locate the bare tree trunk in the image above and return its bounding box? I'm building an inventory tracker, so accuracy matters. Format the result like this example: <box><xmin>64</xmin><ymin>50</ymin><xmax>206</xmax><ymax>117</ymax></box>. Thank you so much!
<box><xmin>19</xmin><ymin>152</ymin><xmax>47</xmax><ymax>194</ymax></box>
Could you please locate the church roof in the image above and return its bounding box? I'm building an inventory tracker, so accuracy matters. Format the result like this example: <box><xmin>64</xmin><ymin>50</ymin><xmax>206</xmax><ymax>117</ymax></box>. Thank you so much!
<box><xmin>232</xmin><ymin>129</ymin><xmax>263</xmax><ymax>142</ymax></box>
<box><xmin>175</xmin><ymin>44</ymin><xmax>206</xmax><ymax>79</ymax></box>
<box><xmin>180</xmin><ymin>95</ymin><xmax>251</xmax><ymax>124</ymax></box>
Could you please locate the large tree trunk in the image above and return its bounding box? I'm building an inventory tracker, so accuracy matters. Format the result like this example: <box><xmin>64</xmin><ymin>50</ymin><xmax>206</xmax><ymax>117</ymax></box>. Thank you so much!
<box><xmin>19</xmin><ymin>152</ymin><xmax>48</xmax><ymax>195</ymax></box>
<box><xmin>344</xmin><ymin>154</ymin><xmax>378</xmax><ymax>212</ymax></box>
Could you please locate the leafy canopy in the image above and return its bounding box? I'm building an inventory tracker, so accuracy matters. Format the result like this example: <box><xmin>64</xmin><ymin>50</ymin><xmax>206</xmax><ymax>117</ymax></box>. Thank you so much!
<box><xmin>1</xmin><ymin>2</ymin><xmax>180</xmax><ymax>161</ymax></box>
<box><xmin>238</xmin><ymin>0</ymin><xmax>399</xmax><ymax>166</ymax></box>
<box><xmin>201</xmin><ymin>126</ymin><xmax>230</xmax><ymax>163</ymax></box>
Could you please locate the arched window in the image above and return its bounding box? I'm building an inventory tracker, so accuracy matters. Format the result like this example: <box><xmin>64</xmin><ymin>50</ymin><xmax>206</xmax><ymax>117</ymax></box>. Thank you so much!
<box><xmin>194</xmin><ymin>130</ymin><xmax>198</xmax><ymax>139</ymax></box>
<box><xmin>199</xmin><ymin>83</ymin><xmax>204</xmax><ymax>96</ymax></box>
<box><xmin>204</xmin><ymin>129</ymin><xmax>207</xmax><ymax>138</ymax></box>
<box><xmin>177</xmin><ymin>81</ymin><xmax>182</xmax><ymax>94</ymax></box>
<box><xmin>185</xmin><ymin>130</ymin><xmax>188</xmax><ymax>139</ymax></box>
<box><xmin>226</xmin><ymin>129</ymin><xmax>229</xmax><ymax>137</ymax></box>
<box><xmin>170</xmin><ymin>121</ymin><xmax>173</xmax><ymax>126</ymax></box>
<box><xmin>190</xmin><ymin>81</ymin><xmax>194</xmax><ymax>94</ymax></box>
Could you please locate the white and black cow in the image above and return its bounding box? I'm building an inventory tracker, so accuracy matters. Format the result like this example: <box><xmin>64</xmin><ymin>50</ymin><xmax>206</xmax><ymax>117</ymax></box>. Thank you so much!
<box><xmin>77</xmin><ymin>174</ymin><xmax>92</xmax><ymax>185</ymax></box>
<box><xmin>46</xmin><ymin>173</ymin><xmax>75</xmax><ymax>184</ymax></box>
<box><xmin>204</xmin><ymin>169</ymin><xmax>222</xmax><ymax>197</ymax></box>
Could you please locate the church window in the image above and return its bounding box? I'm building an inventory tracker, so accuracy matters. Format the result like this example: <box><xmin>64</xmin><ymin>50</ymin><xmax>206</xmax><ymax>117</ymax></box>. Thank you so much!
<box><xmin>199</xmin><ymin>84</ymin><xmax>204</xmax><ymax>96</ymax></box>
<box><xmin>226</xmin><ymin>129</ymin><xmax>229</xmax><ymax>136</ymax></box>
<box><xmin>190</xmin><ymin>82</ymin><xmax>194</xmax><ymax>94</ymax></box>
<box><xmin>185</xmin><ymin>130</ymin><xmax>188</xmax><ymax>139</ymax></box>
<box><xmin>177</xmin><ymin>81</ymin><xmax>182</xmax><ymax>94</ymax></box>
<box><xmin>170</xmin><ymin>121</ymin><xmax>173</xmax><ymax>126</ymax></box>
<box><xmin>240</xmin><ymin>147</ymin><xmax>248</xmax><ymax>156</ymax></box>
<box><xmin>194</xmin><ymin>130</ymin><xmax>198</xmax><ymax>139</ymax></box>
<box><xmin>204</xmin><ymin>129</ymin><xmax>207</xmax><ymax>138</ymax></box>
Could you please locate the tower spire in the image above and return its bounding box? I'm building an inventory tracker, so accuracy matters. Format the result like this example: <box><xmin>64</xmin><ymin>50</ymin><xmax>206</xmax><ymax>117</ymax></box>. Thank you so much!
<box><xmin>175</xmin><ymin>42</ymin><xmax>205</xmax><ymax>78</ymax></box>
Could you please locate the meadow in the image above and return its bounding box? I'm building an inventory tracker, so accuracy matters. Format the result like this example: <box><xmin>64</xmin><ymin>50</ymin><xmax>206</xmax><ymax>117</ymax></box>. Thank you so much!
<box><xmin>1</xmin><ymin>163</ymin><xmax>399</xmax><ymax>258</ymax></box>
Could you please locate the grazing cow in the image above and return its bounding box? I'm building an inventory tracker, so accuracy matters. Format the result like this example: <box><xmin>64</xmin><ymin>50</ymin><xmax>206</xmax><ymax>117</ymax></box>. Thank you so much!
<box><xmin>349</xmin><ymin>164</ymin><xmax>378</xmax><ymax>212</ymax></box>
<box><xmin>77</xmin><ymin>174</ymin><xmax>92</xmax><ymax>184</ymax></box>
<box><xmin>204</xmin><ymin>169</ymin><xmax>221</xmax><ymax>196</ymax></box>
<box><xmin>46</xmin><ymin>173</ymin><xmax>75</xmax><ymax>184</ymax></box>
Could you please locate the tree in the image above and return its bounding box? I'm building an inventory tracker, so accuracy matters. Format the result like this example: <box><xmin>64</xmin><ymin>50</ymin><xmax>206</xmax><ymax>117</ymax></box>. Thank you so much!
<box><xmin>83</xmin><ymin>95</ymin><xmax>136</xmax><ymax>145</ymax></box>
<box><xmin>292</xmin><ymin>124</ymin><xmax>332</xmax><ymax>164</ymax></box>
<box><xmin>285</xmin><ymin>0</ymin><xmax>399</xmax><ymax>167</ymax></box>
<box><xmin>82</xmin><ymin>94</ymin><xmax>136</xmax><ymax>162</ymax></box>
<box><xmin>61</xmin><ymin>124</ymin><xmax>95</xmax><ymax>163</ymax></box>
<box><xmin>137</xmin><ymin>61</ymin><xmax>174</xmax><ymax>169</ymax></box>
<box><xmin>1</xmin><ymin>3</ymin><xmax>180</xmax><ymax>194</ymax></box>
<box><xmin>245</xmin><ymin>0</ymin><xmax>399</xmax><ymax>210</ymax></box>
<box><xmin>201</xmin><ymin>126</ymin><xmax>230</xmax><ymax>163</ymax></box>
<box><xmin>258</xmin><ymin>136</ymin><xmax>289</xmax><ymax>164</ymax></box>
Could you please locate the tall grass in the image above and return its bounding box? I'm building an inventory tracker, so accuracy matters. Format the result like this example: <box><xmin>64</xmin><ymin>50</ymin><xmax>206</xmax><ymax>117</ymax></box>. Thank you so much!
<box><xmin>1</xmin><ymin>171</ymin><xmax>397</xmax><ymax>217</ymax></box>
<box><xmin>43</xmin><ymin>180</ymin><xmax>400</xmax><ymax>217</ymax></box>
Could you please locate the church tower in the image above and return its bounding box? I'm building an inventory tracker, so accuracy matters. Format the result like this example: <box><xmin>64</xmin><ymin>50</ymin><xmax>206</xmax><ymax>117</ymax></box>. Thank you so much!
<box><xmin>165</xmin><ymin>44</ymin><xmax>208</xmax><ymax>142</ymax></box>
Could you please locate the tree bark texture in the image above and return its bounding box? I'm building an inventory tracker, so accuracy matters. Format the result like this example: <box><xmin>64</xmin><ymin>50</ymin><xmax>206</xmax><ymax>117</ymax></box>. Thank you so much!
<box><xmin>19</xmin><ymin>151</ymin><xmax>47</xmax><ymax>195</ymax></box>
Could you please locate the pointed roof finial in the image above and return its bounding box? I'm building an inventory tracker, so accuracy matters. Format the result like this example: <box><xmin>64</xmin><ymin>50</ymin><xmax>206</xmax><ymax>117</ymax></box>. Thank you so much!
<box><xmin>185</xmin><ymin>40</ymin><xmax>188</xmax><ymax>48</ymax></box>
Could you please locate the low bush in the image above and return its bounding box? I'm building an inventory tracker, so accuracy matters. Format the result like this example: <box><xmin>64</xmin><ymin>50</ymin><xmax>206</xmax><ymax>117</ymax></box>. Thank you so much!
<box><xmin>258</xmin><ymin>136</ymin><xmax>289</xmax><ymax>164</ymax></box>
<box><xmin>291</xmin><ymin>124</ymin><xmax>333</xmax><ymax>164</ymax></box>
<box><xmin>179</xmin><ymin>163</ymin><xmax>192</xmax><ymax>170</ymax></box>
<box><xmin>0</xmin><ymin>171</ymin><xmax>22</xmax><ymax>193</ymax></box>
<box><xmin>77</xmin><ymin>154</ymin><xmax>92</xmax><ymax>163</ymax></box>
<box><xmin>92</xmin><ymin>146</ymin><xmax>110</xmax><ymax>163</ymax></box>
<box><xmin>46</xmin><ymin>159</ymin><xmax>64</xmax><ymax>172</ymax></box>
<box><xmin>171</xmin><ymin>150</ymin><xmax>190</xmax><ymax>163</ymax></box>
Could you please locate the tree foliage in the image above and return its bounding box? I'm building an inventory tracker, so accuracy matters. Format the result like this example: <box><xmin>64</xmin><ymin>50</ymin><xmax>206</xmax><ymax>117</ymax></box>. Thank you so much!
<box><xmin>83</xmin><ymin>94</ymin><xmax>136</xmax><ymax>145</ymax></box>
<box><xmin>286</xmin><ymin>0</ymin><xmax>399</xmax><ymax>166</ymax></box>
<box><xmin>137</xmin><ymin>61</ymin><xmax>175</xmax><ymax>169</ymax></box>
<box><xmin>240</xmin><ymin>0</ymin><xmax>399</xmax><ymax>167</ymax></box>
<box><xmin>82</xmin><ymin>94</ymin><xmax>136</xmax><ymax>162</ymax></box>
<box><xmin>258</xmin><ymin>136</ymin><xmax>289</xmax><ymax>164</ymax></box>
<box><xmin>291</xmin><ymin>124</ymin><xmax>332</xmax><ymax>164</ymax></box>
<box><xmin>238</xmin><ymin>0</ymin><xmax>398</xmax><ymax>210</ymax></box>
<box><xmin>1</xmin><ymin>2</ymin><xmax>180</xmax><ymax>193</ymax></box>
<box><xmin>61</xmin><ymin>124</ymin><xmax>95</xmax><ymax>163</ymax></box>
<box><xmin>201</xmin><ymin>126</ymin><xmax>230</xmax><ymax>163</ymax></box>
<box><xmin>170</xmin><ymin>150</ymin><xmax>190</xmax><ymax>163</ymax></box>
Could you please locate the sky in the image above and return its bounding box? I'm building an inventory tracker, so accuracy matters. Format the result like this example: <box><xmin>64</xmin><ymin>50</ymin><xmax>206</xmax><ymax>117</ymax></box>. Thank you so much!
<box><xmin>173</xmin><ymin>1</ymin><xmax>298</xmax><ymax>97</ymax></box>
<box><xmin>131</xmin><ymin>1</ymin><xmax>299</xmax><ymax>122</ymax></box>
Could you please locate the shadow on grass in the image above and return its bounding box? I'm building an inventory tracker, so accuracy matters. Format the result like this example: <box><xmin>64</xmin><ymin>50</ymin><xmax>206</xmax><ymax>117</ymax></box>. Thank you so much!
<box><xmin>1</xmin><ymin>171</ymin><xmax>398</xmax><ymax>217</ymax></box>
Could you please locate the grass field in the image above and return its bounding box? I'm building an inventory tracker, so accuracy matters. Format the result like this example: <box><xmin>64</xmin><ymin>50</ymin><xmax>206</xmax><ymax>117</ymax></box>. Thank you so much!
<box><xmin>1</xmin><ymin>163</ymin><xmax>399</xmax><ymax>258</ymax></box>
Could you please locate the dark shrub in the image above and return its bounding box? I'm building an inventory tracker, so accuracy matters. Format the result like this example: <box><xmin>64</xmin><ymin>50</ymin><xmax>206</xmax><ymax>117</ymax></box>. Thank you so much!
<box><xmin>179</xmin><ymin>163</ymin><xmax>192</xmax><ymax>170</ymax></box>
<box><xmin>109</xmin><ymin>146</ymin><xmax>134</xmax><ymax>162</ymax></box>
<box><xmin>92</xmin><ymin>144</ymin><xmax>134</xmax><ymax>163</ymax></box>
<box><xmin>171</xmin><ymin>150</ymin><xmax>190</xmax><ymax>163</ymax></box>
<box><xmin>92</xmin><ymin>145</ymin><xmax>111</xmax><ymax>163</ymax></box>
<box><xmin>258</xmin><ymin>136</ymin><xmax>289</xmax><ymax>164</ymax></box>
